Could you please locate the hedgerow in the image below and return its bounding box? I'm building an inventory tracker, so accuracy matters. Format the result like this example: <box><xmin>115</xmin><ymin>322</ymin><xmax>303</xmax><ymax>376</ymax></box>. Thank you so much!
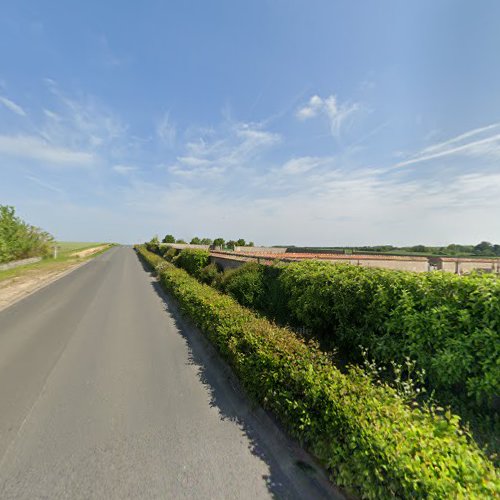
<box><xmin>172</xmin><ymin>248</ymin><xmax>210</xmax><ymax>278</ymax></box>
<box><xmin>216</xmin><ymin>260</ymin><xmax>500</xmax><ymax>412</ymax></box>
<box><xmin>136</xmin><ymin>245</ymin><xmax>499</xmax><ymax>499</ymax></box>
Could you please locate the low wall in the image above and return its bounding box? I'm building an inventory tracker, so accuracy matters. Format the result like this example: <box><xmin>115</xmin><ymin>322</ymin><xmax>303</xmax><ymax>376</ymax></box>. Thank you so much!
<box><xmin>234</xmin><ymin>246</ymin><xmax>287</xmax><ymax>254</ymax></box>
<box><xmin>0</xmin><ymin>257</ymin><xmax>42</xmax><ymax>271</ymax></box>
<box><xmin>211</xmin><ymin>255</ymin><xmax>246</xmax><ymax>271</ymax></box>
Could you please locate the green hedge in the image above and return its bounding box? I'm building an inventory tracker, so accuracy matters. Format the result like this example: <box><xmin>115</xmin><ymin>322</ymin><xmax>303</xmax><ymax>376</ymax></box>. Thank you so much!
<box><xmin>135</xmin><ymin>245</ymin><xmax>498</xmax><ymax>499</ymax></box>
<box><xmin>218</xmin><ymin>260</ymin><xmax>500</xmax><ymax>410</ymax></box>
<box><xmin>172</xmin><ymin>248</ymin><xmax>210</xmax><ymax>278</ymax></box>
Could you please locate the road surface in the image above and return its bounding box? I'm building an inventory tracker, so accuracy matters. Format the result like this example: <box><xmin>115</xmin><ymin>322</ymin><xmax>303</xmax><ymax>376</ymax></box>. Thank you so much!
<box><xmin>0</xmin><ymin>247</ymin><xmax>339</xmax><ymax>499</ymax></box>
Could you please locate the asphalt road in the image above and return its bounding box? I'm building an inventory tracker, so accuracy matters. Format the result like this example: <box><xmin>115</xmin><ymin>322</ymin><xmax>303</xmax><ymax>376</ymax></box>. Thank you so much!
<box><xmin>0</xmin><ymin>247</ymin><xmax>339</xmax><ymax>499</ymax></box>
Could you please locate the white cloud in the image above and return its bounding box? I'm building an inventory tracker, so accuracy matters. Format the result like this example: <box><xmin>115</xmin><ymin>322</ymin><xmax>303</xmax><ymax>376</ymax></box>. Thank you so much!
<box><xmin>281</xmin><ymin>156</ymin><xmax>332</xmax><ymax>174</ymax></box>
<box><xmin>396</xmin><ymin>123</ymin><xmax>500</xmax><ymax>168</ymax></box>
<box><xmin>170</xmin><ymin>121</ymin><xmax>280</xmax><ymax>178</ymax></box>
<box><xmin>296</xmin><ymin>94</ymin><xmax>360</xmax><ymax>138</ymax></box>
<box><xmin>0</xmin><ymin>135</ymin><xmax>93</xmax><ymax>165</ymax></box>
<box><xmin>25</xmin><ymin>175</ymin><xmax>65</xmax><ymax>194</ymax></box>
<box><xmin>113</xmin><ymin>164</ymin><xmax>138</xmax><ymax>175</ymax></box>
<box><xmin>0</xmin><ymin>96</ymin><xmax>27</xmax><ymax>117</ymax></box>
<box><xmin>157</xmin><ymin>112</ymin><xmax>176</xmax><ymax>147</ymax></box>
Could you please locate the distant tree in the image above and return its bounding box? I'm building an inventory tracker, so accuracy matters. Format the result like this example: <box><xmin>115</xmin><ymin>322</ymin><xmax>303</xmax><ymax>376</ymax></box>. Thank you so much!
<box><xmin>493</xmin><ymin>244</ymin><xmax>500</xmax><ymax>256</ymax></box>
<box><xmin>176</xmin><ymin>239</ymin><xmax>187</xmax><ymax>244</ymax></box>
<box><xmin>409</xmin><ymin>245</ymin><xmax>428</xmax><ymax>253</ymax></box>
<box><xmin>226</xmin><ymin>240</ymin><xmax>237</xmax><ymax>249</ymax></box>
<box><xmin>236</xmin><ymin>238</ymin><xmax>246</xmax><ymax>247</ymax></box>
<box><xmin>213</xmin><ymin>237</ymin><xmax>225</xmax><ymax>247</ymax></box>
<box><xmin>474</xmin><ymin>241</ymin><xmax>493</xmax><ymax>256</ymax></box>
<box><xmin>200</xmin><ymin>238</ymin><xmax>212</xmax><ymax>245</ymax></box>
<box><xmin>248</xmin><ymin>241</ymin><xmax>254</xmax><ymax>247</ymax></box>
<box><xmin>190</xmin><ymin>237</ymin><xmax>201</xmax><ymax>245</ymax></box>
<box><xmin>162</xmin><ymin>234</ymin><xmax>175</xmax><ymax>243</ymax></box>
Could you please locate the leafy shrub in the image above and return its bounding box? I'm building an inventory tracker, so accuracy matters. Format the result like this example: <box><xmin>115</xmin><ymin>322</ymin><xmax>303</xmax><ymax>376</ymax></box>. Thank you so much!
<box><xmin>198</xmin><ymin>262</ymin><xmax>221</xmax><ymax>285</ymax></box>
<box><xmin>173</xmin><ymin>248</ymin><xmax>210</xmax><ymax>278</ymax></box>
<box><xmin>135</xmin><ymin>245</ymin><xmax>499</xmax><ymax>499</ymax></box>
<box><xmin>160</xmin><ymin>245</ymin><xmax>179</xmax><ymax>262</ymax></box>
<box><xmin>219</xmin><ymin>262</ymin><xmax>266</xmax><ymax>308</ymax></box>
<box><xmin>0</xmin><ymin>205</ymin><xmax>54</xmax><ymax>263</ymax></box>
<box><xmin>277</xmin><ymin>261</ymin><xmax>500</xmax><ymax>408</ymax></box>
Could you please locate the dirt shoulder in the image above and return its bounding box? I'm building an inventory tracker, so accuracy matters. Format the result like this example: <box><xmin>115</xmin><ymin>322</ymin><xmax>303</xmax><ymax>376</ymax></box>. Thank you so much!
<box><xmin>0</xmin><ymin>261</ymin><xmax>88</xmax><ymax>312</ymax></box>
<box><xmin>70</xmin><ymin>245</ymin><xmax>109</xmax><ymax>258</ymax></box>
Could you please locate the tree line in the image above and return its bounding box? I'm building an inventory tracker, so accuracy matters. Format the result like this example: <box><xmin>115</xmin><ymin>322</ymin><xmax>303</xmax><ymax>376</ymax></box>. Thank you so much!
<box><xmin>151</xmin><ymin>234</ymin><xmax>254</xmax><ymax>249</ymax></box>
<box><xmin>350</xmin><ymin>242</ymin><xmax>500</xmax><ymax>257</ymax></box>
<box><xmin>0</xmin><ymin>205</ymin><xmax>54</xmax><ymax>263</ymax></box>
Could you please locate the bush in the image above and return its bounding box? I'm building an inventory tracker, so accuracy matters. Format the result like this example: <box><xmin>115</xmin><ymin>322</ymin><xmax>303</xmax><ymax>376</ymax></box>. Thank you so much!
<box><xmin>0</xmin><ymin>205</ymin><xmax>53</xmax><ymax>263</ymax></box>
<box><xmin>160</xmin><ymin>245</ymin><xmax>179</xmax><ymax>262</ymax></box>
<box><xmin>219</xmin><ymin>262</ymin><xmax>266</xmax><ymax>308</ymax></box>
<box><xmin>277</xmin><ymin>261</ymin><xmax>500</xmax><ymax>408</ymax></box>
<box><xmin>173</xmin><ymin>248</ymin><xmax>210</xmax><ymax>278</ymax></box>
<box><xmin>198</xmin><ymin>262</ymin><xmax>221</xmax><ymax>285</ymax></box>
<box><xmin>135</xmin><ymin>245</ymin><xmax>498</xmax><ymax>499</ymax></box>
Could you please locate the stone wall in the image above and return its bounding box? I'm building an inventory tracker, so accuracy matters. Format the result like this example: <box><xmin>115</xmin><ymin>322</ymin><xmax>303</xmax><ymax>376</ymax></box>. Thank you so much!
<box><xmin>0</xmin><ymin>257</ymin><xmax>42</xmax><ymax>271</ymax></box>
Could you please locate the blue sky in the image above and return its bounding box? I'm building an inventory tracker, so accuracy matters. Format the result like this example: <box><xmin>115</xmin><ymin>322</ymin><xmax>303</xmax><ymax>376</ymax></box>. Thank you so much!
<box><xmin>1</xmin><ymin>0</ymin><xmax>500</xmax><ymax>245</ymax></box>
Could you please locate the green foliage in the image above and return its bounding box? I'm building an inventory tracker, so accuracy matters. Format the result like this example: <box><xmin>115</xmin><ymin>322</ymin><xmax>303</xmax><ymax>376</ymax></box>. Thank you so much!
<box><xmin>200</xmin><ymin>237</ymin><xmax>213</xmax><ymax>245</ymax></box>
<box><xmin>213</xmin><ymin>237</ymin><xmax>225</xmax><ymax>247</ymax></box>
<box><xmin>173</xmin><ymin>248</ymin><xmax>210</xmax><ymax>278</ymax></box>
<box><xmin>176</xmin><ymin>238</ymin><xmax>187</xmax><ymax>244</ymax></box>
<box><xmin>277</xmin><ymin>261</ymin><xmax>500</xmax><ymax>409</ymax></box>
<box><xmin>162</xmin><ymin>234</ymin><xmax>175</xmax><ymax>243</ymax></box>
<box><xmin>0</xmin><ymin>205</ymin><xmax>54</xmax><ymax>263</ymax></box>
<box><xmin>190</xmin><ymin>236</ymin><xmax>201</xmax><ymax>245</ymax></box>
<box><xmin>135</xmin><ymin>245</ymin><xmax>499</xmax><ymax>499</ymax></box>
<box><xmin>161</xmin><ymin>246</ymin><xmax>179</xmax><ymax>262</ymax></box>
<box><xmin>236</xmin><ymin>238</ymin><xmax>246</xmax><ymax>246</ymax></box>
<box><xmin>219</xmin><ymin>262</ymin><xmax>265</xmax><ymax>308</ymax></box>
<box><xmin>146</xmin><ymin>235</ymin><xmax>160</xmax><ymax>254</ymax></box>
<box><xmin>198</xmin><ymin>262</ymin><xmax>221</xmax><ymax>285</ymax></box>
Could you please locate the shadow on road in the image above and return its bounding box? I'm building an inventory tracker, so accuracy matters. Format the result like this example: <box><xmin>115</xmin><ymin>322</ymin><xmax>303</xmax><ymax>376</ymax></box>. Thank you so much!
<box><xmin>136</xmin><ymin>255</ymin><xmax>340</xmax><ymax>500</ymax></box>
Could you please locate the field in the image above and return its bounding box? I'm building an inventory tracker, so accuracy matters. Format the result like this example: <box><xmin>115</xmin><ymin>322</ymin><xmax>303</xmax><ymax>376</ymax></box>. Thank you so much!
<box><xmin>0</xmin><ymin>242</ymin><xmax>112</xmax><ymax>283</ymax></box>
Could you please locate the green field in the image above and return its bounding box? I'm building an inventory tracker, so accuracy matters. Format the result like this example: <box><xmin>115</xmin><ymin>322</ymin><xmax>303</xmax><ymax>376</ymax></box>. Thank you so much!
<box><xmin>55</xmin><ymin>242</ymin><xmax>105</xmax><ymax>255</ymax></box>
<box><xmin>0</xmin><ymin>242</ymin><xmax>112</xmax><ymax>283</ymax></box>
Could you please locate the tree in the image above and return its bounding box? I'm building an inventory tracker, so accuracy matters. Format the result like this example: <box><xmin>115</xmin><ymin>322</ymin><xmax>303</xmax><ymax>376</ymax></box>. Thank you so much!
<box><xmin>236</xmin><ymin>238</ymin><xmax>246</xmax><ymax>247</ymax></box>
<box><xmin>162</xmin><ymin>234</ymin><xmax>175</xmax><ymax>243</ymax></box>
<box><xmin>213</xmin><ymin>237</ymin><xmax>225</xmax><ymax>248</ymax></box>
<box><xmin>190</xmin><ymin>237</ymin><xmax>201</xmax><ymax>245</ymax></box>
<box><xmin>248</xmin><ymin>241</ymin><xmax>254</xmax><ymax>247</ymax></box>
<box><xmin>176</xmin><ymin>238</ymin><xmax>187</xmax><ymax>244</ymax></box>
<box><xmin>0</xmin><ymin>205</ymin><xmax>53</xmax><ymax>263</ymax></box>
<box><xmin>226</xmin><ymin>240</ymin><xmax>237</xmax><ymax>249</ymax></box>
<box><xmin>200</xmin><ymin>238</ymin><xmax>212</xmax><ymax>245</ymax></box>
<box><xmin>474</xmin><ymin>241</ymin><xmax>493</xmax><ymax>256</ymax></box>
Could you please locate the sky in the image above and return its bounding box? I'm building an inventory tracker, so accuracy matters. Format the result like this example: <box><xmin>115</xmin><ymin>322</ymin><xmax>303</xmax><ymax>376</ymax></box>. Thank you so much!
<box><xmin>1</xmin><ymin>0</ymin><xmax>500</xmax><ymax>246</ymax></box>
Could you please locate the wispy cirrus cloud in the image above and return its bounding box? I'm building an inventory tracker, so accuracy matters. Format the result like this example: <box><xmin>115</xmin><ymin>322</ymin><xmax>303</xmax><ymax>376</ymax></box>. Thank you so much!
<box><xmin>157</xmin><ymin>112</ymin><xmax>176</xmax><ymax>148</ymax></box>
<box><xmin>0</xmin><ymin>135</ymin><xmax>93</xmax><ymax>165</ymax></box>
<box><xmin>169</xmin><ymin>121</ymin><xmax>280</xmax><ymax>179</ymax></box>
<box><xmin>296</xmin><ymin>94</ymin><xmax>360</xmax><ymax>138</ymax></box>
<box><xmin>113</xmin><ymin>164</ymin><xmax>138</xmax><ymax>175</ymax></box>
<box><xmin>25</xmin><ymin>174</ymin><xmax>65</xmax><ymax>194</ymax></box>
<box><xmin>0</xmin><ymin>96</ymin><xmax>27</xmax><ymax>117</ymax></box>
<box><xmin>396</xmin><ymin>123</ymin><xmax>500</xmax><ymax>167</ymax></box>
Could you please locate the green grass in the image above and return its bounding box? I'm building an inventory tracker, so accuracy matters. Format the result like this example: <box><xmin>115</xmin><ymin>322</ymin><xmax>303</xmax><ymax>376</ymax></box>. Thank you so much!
<box><xmin>0</xmin><ymin>242</ymin><xmax>114</xmax><ymax>283</ymax></box>
<box><xmin>55</xmin><ymin>241</ymin><xmax>104</xmax><ymax>255</ymax></box>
